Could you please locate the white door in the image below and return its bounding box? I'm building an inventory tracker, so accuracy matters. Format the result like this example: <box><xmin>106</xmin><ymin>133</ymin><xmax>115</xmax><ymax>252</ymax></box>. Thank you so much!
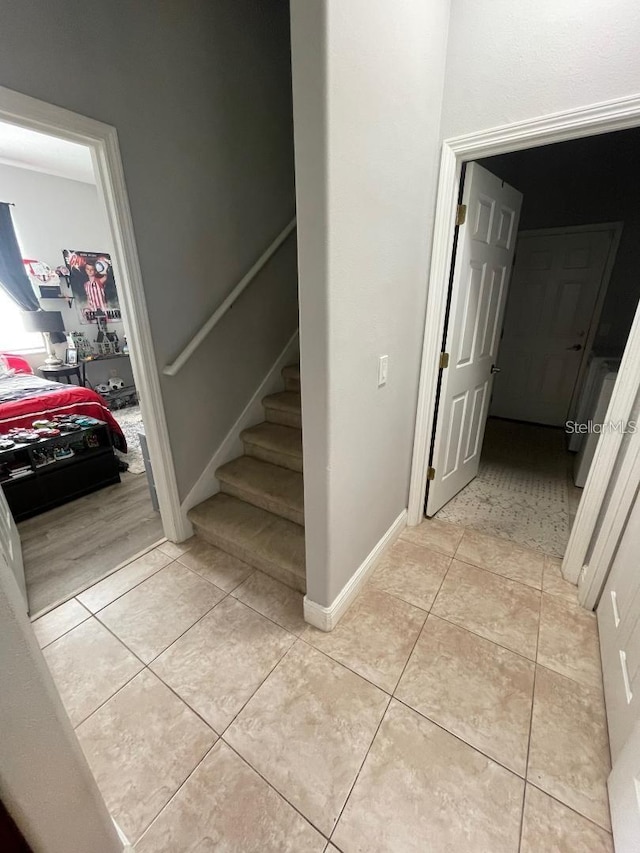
<box><xmin>491</xmin><ymin>228</ymin><xmax>615</xmax><ymax>426</ymax></box>
<box><xmin>608</xmin><ymin>720</ymin><xmax>640</xmax><ymax>853</ymax></box>
<box><xmin>597</xmin><ymin>492</ymin><xmax>640</xmax><ymax>762</ymax></box>
<box><xmin>0</xmin><ymin>485</ymin><xmax>27</xmax><ymax>610</ymax></box>
<box><xmin>426</xmin><ymin>163</ymin><xmax>522</xmax><ymax>516</ymax></box>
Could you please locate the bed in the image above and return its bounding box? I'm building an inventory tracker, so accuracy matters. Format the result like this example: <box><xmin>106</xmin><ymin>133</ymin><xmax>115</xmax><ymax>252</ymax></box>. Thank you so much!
<box><xmin>0</xmin><ymin>354</ymin><xmax>126</xmax><ymax>451</ymax></box>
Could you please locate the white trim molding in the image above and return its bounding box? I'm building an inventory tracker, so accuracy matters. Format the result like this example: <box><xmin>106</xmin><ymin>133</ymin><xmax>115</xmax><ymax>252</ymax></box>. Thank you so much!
<box><xmin>164</xmin><ymin>218</ymin><xmax>296</xmax><ymax>377</ymax></box>
<box><xmin>407</xmin><ymin>92</ymin><xmax>640</xmax><ymax>608</ymax></box>
<box><xmin>181</xmin><ymin>330</ymin><xmax>300</xmax><ymax>518</ymax></box>
<box><xmin>0</xmin><ymin>84</ymin><xmax>188</xmax><ymax>542</ymax></box>
<box><xmin>304</xmin><ymin>509</ymin><xmax>407</xmax><ymax>632</ymax></box>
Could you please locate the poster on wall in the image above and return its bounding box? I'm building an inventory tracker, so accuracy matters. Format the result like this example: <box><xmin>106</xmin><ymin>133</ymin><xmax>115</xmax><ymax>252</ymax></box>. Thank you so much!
<box><xmin>23</xmin><ymin>259</ymin><xmax>62</xmax><ymax>299</ymax></box>
<box><xmin>62</xmin><ymin>249</ymin><xmax>121</xmax><ymax>324</ymax></box>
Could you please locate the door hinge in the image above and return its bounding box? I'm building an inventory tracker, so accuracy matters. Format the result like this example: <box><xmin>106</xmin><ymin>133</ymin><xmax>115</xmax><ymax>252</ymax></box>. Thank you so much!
<box><xmin>456</xmin><ymin>204</ymin><xmax>467</xmax><ymax>226</ymax></box>
<box><xmin>427</xmin><ymin>466</ymin><xmax>436</xmax><ymax>481</ymax></box>
<box><xmin>439</xmin><ymin>352</ymin><xmax>450</xmax><ymax>369</ymax></box>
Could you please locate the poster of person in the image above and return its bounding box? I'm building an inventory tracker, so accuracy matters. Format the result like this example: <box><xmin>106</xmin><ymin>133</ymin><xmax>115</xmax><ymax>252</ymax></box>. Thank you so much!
<box><xmin>62</xmin><ymin>250</ymin><xmax>122</xmax><ymax>324</ymax></box>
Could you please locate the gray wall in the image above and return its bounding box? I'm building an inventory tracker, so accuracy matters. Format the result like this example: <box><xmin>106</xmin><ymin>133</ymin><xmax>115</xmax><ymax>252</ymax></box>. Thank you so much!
<box><xmin>479</xmin><ymin>129</ymin><xmax>640</xmax><ymax>358</ymax></box>
<box><xmin>0</xmin><ymin>0</ymin><xmax>297</xmax><ymax>499</ymax></box>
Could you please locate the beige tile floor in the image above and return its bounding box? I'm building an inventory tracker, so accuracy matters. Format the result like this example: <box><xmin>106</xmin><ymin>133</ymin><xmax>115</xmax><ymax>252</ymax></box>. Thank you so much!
<box><xmin>32</xmin><ymin>521</ymin><xmax>613</xmax><ymax>852</ymax></box>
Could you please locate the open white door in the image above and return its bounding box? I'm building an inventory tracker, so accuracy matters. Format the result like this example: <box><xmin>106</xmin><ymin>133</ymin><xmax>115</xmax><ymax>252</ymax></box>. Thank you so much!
<box><xmin>426</xmin><ymin>163</ymin><xmax>522</xmax><ymax>516</ymax></box>
<box><xmin>0</xmin><ymin>485</ymin><xmax>27</xmax><ymax>611</ymax></box>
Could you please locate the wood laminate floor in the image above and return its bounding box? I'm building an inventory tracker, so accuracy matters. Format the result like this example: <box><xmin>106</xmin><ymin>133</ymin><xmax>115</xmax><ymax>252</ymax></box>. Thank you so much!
<box><xmin>20</xmin><ymin>472</ymin><xmax>164</xmax><ymax>615</ymax></box>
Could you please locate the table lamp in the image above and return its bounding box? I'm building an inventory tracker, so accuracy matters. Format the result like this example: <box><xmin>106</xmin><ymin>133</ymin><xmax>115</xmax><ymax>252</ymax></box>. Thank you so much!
<box><xmin>22</xmin><ymin>310</ymin><xmax>66</xmax><ymax>367</ymax></box>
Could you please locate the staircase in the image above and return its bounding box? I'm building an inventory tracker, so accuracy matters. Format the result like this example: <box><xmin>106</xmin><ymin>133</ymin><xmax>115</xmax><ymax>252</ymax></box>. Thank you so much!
<box><xmin>187</xmin><ymin>364</ymin><xmax>305</xmax><ymax>592</ymax></box>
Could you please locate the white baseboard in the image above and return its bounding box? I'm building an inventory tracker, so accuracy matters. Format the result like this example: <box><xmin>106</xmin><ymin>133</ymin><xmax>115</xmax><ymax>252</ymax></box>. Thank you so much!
<box><xmin>180</xmin><ymin>330</ymin><xmax>299</xmax><ymax>518</ymax></box>
<box><xmin>304</xmin><ymin>509</ymin><xmax>407</xmax><ymax>632</ymax></box>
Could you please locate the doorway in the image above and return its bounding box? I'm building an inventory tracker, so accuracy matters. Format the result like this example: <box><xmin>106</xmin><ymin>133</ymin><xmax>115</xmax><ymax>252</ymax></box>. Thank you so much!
<box><xmin>425</xmin><ymin>129</ymin><xmax>639</xmax><ymax>561</ymax></box>
<box><xmin>0</xmin><ymin>86</ymin><xmax>185</xmax><ymax>616</ymax></box>
<box><xmin>409</xmin><ymin>97</ymin><xmax>640</xmax><ymax>592</ymax></box>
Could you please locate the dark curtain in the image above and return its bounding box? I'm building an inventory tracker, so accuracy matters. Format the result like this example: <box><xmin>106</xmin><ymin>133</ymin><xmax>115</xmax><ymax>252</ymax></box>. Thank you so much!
<box><xmin>0</xmin><ymin>203</ymin><xmax>39</xmax><ymax>311</ymax></box>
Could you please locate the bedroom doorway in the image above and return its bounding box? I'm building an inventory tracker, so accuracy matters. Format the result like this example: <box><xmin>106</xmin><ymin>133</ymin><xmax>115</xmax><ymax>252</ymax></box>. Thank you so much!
<box><xmin>0</xmin><ymin>86</ymin><xmax>182</xmax><ymax>616</ymax></box>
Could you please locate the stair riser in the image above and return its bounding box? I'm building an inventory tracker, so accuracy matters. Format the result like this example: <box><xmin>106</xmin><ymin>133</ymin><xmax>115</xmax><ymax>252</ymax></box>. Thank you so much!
<box><xmin>243</xmin><ymin>440</ymin><xmax>303</xmax><ymax>473</ymax></box>
<box><xmin>192</xmin><ymin>524</ymin><xmax>306</xmax><ymax>594</ymax></box>
<box><xmin>265</xmin><ymin>407</ymin><xmax>302</xmax><ymax>429</ymax></box>
<box><xmin>284</xmin><ymin>376</ymin><xmax>300</xmax><ymax>392</ymax></box>
<box><xmin>219</xmin><ymin>481</ymin><xmax>304</xmax><ymax>527</ymax></box>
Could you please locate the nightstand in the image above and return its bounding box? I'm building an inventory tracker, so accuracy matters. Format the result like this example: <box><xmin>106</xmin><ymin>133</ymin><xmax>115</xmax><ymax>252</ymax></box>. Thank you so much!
<box><xmin>38</xmin><ymin>364</ymin><xmax>83</xmax><ymax>385</ymax></box>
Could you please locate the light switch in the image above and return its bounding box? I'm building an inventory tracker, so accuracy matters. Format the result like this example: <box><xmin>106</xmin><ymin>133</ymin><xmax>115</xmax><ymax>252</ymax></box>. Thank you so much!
<box><xmin>378</xmin><ymin>355</ymin><xmax>389</xmax><ymax>387</ymax></box>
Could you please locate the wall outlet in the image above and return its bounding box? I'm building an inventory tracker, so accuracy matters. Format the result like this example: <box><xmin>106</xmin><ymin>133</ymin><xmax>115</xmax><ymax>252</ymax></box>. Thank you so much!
<box><xmin>378</xmin><ymin>355</ymin><xmax>389</xmax><ymax>387</ymax></box>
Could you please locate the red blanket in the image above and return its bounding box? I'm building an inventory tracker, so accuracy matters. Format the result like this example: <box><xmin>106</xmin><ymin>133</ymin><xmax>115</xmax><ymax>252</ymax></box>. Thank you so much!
<box><xmin>0</xmin><ymin>374</ymin><xmax>126</xmax><ymax>452</ymax></box>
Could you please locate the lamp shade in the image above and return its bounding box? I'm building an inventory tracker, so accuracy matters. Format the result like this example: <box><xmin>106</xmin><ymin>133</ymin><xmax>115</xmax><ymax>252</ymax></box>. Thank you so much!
<box><xmin>21</xmin><ymin>310</ymin><xmax>65</xmax><ymax>334</ymax></box>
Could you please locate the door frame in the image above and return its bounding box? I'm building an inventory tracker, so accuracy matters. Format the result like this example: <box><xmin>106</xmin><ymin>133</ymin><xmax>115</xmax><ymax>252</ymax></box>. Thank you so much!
<box><xmin>408</xmin><ymin>93</ymin><xmax>640</xmax><ymax>603</ymax></box>
<box><xmin>0</xmin><ymin>84</ymin><xmax>189</xmax><ymax>542</ymax></box>
<box><xmin>513</xmin><ymin>222</ymin><xmax>623</xmax><ymax>423</ymax></box>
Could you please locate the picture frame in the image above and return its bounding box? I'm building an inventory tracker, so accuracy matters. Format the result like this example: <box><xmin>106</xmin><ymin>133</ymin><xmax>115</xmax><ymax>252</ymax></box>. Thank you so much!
<box><xmin>65</xmin><ymin>348</ymin><xmax>78</xmax><ymax>365</ymax></box>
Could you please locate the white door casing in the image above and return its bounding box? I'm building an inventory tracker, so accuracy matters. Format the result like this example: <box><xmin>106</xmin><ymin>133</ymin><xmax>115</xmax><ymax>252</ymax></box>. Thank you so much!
<box><xmin>0</xmin><ymin>485</ymin><xmax>26</xmax><ymax>610</ymax></box>
<box><xmin>491</xmin><ymin>227</ymin><xmax>616</xmax><ymax>426</ymax></box>
<box><xmin>426</xmin><ymin>162</ymin><xmax>522</xmax><ymax>516</ymax></box>
<box><xmin>608</xmin><ymin>719</ymin><xmax>640</xmax><ymax>853</ymax></box>
<box><xmin>407</xmin><ymin>96</ymin><xmax>640</xmax><ymax>607</ymax></box>
<box><xmin>598</xmin><ymin>491</ymin><xmax>640</xmax><ymax>762</ymax></box>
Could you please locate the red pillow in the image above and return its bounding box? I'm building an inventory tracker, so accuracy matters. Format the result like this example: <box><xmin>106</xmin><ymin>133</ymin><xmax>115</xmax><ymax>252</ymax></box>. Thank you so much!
<box><xmin>1</xmin><ymin>353</ymin><xmax>34</xmax><ymax>374</ymax></box>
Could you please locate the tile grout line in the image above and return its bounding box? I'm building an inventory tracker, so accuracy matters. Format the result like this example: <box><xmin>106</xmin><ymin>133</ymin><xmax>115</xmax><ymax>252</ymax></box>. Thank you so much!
<box><xmin>75</xmin><ymin>590</ymin><xmax>233</xmax><ymax>728</ymax></box>
<box><xmin>72</xmin><ymin>664</ymin><xmax>145</xmax><ymax>731</ymax></box>
<box><xmin>525</xmin><ymin>779</ymin><xmax>614</xmax><ymax>836</ymax></box>
<box><xmin>327</xmin><ymin>693</ymin><xmax>393</xmax><ymax>845</ymax></box>
<box><xmin>517</xmin><ymin>572</ymin><xmax>544</xmax><ymax>852</ymax></box>
<box><xmin>82</xmin><ymin>555</ymin><xmax>178</xmax><ymax>615</ymax></box>
<box><xmin>36</xmin><ymin>601</ymin><xmax>92</xmax><ymax>649</ymax></box>
<box><xmin>326</xmin><ymin>558</ymin><xmax>454</xmax><ymax>843</ymax></box>
<box><xmin>132</xmin><ymin>739</ymin><xmax>220</xmax><ymax>846</ymax></box>
<box><xmin>221</xmin><ymin>737</ymin><xmax>331</xmax><ymax>842</ymax></box>
<box><xmin>106</xmin><ymin>584</ymin><xmax>230</xmax><ymax>666</ymax></box>
<box><xmin>449</xmin><ymin>552</ymin><xmax>545</xmax><ymax>595</ymax></box>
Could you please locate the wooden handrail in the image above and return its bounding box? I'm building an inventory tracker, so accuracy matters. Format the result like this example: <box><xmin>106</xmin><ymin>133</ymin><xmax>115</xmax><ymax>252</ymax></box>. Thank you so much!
<box><xmin>163</xmin><ymin>217</ymin><xmax>296</xmax><ymax>376</ymax></box>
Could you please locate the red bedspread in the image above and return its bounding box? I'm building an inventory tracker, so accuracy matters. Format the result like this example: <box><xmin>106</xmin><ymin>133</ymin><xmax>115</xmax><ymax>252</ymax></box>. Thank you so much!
<box><xmin>0</xmin><ymin>375</ymin><xmax>126</xmax><ymax>452</ymax></box>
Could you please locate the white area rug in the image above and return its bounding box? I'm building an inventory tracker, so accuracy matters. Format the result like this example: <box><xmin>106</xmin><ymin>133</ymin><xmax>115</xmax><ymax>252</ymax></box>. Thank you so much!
<box><xmin>112</xmin><ymin>404</ymin><xmax>146</xmax><ymax>474</ymax></box>
<box><xmin>436</xmin><ymin>419</ymin><xmax>573</xmax><ymax>557</ymax></box>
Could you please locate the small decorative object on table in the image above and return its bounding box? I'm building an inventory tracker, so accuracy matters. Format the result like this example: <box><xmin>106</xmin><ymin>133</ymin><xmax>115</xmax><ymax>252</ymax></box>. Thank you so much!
<box><xmin>69</xmin><ymin>331</ymin><xmax>93</xmax><ymax>359</ymax></box>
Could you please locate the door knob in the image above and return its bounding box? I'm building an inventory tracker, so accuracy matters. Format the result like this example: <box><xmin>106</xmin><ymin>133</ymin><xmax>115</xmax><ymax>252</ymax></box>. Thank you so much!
<box><xmin>566</xmin><ymin>344</ymin><xmax>583</xmax><ymax>351</ymax></box>
<box><xmin>490</xmin><ymin>365</ymin><xmax>501</xmax><ymax>374</ymax></box>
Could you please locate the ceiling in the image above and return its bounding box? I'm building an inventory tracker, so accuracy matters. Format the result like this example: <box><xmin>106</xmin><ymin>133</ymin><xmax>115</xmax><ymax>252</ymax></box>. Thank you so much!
<box><xmin>0</xmin><ymin>121</ymin><xmax>95</xmax><ymax>184</ymax></box>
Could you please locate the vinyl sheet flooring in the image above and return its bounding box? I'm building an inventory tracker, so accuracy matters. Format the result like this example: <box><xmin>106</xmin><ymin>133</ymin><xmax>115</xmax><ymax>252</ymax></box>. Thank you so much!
<box><xmin>33</xmin><ymin>519</ymin><xmax>612</xmax><ymax>851</ymax></box>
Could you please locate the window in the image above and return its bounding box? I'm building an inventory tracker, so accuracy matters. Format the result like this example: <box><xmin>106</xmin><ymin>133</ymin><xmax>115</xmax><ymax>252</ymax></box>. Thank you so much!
<box><xmin>0</xmin><ymin>289</ymin><xmax>43</xmax><ymax>352</ymax></box>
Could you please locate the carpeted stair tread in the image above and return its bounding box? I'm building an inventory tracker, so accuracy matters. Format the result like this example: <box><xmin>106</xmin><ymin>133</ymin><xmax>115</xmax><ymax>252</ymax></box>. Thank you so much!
<box><xmin>188</xmin><ymin>494</ymin><xmax>306</xmax><ymax>592</ymax></box>
<box><xmin>216</xmin><ymin>456</ymin><xmax>304</xmax><ymax>526</ymax></box>
<box><xmin>241</xmin><ymin>422</ymin><xmax>302</xmax><ymax>472</ymax></box>
<box><xmin>282</xmin><ymin>363</ymin><xmax>300</xmax><ymax>392</ymax></box>
<box><xmin>262</xmin><ymin>391</ymin><xmax>301</xmax><ymax>428</ymax></box>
